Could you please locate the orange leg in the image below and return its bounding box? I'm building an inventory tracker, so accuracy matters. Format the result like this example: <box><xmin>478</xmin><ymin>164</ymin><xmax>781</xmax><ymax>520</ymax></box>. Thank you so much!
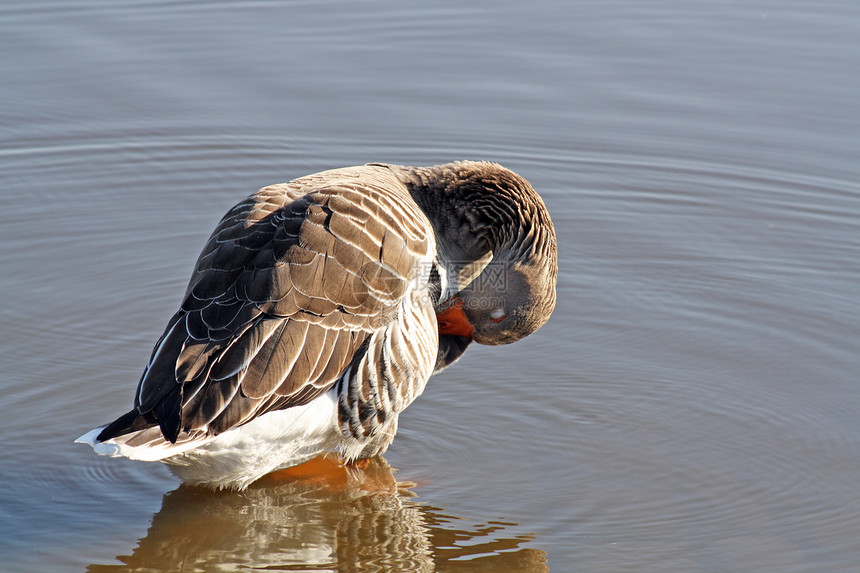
<box><xmin>349</xmin><ymin>458</ymin><xmax>372</xmax><ymax>470</ymax></box>
<box><xmin>262</xmin><ymin>454</ymin><xmax>349</xmax><ymax>488</ymax></box>
<box><xmin>259</xmin><ymin>454</ymin><xmax>401</xmax><ymax>493</ymax></box>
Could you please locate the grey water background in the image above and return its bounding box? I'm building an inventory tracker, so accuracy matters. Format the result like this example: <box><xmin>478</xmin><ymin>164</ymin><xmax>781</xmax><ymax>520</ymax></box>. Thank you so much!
<box><xmin>2</xmin><ymin>0</ymin><xmax>859</xmax><ymax>571</ymax></box>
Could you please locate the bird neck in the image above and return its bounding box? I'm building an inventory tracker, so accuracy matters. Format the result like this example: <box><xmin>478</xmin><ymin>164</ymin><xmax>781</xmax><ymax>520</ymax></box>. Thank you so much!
<box><xmin>390</xmin><ymin>162</ymin><xmax>512</xmax><ymax>263</ymax></box>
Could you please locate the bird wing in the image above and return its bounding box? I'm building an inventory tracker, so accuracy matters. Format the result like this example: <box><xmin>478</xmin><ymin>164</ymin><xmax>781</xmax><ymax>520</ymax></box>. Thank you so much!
<box><xmin>111</xmin><ymin>166</ymin><xmax>435</xmax><ymax>443</ymax></box>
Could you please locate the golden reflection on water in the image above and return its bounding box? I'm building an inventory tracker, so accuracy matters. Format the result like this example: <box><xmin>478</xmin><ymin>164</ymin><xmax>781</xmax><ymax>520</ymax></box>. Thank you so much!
<box><xmin>87</xmin><ymin>457</ymin><xmax>547</xmax><ymax>572</ymax></box>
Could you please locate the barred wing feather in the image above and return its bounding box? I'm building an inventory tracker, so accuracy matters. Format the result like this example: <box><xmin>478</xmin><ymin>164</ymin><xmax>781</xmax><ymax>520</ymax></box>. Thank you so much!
<box><xmin>99</xmin><ymin>167</ymin><xmax>434</xmax><ymax>449</ymax></box>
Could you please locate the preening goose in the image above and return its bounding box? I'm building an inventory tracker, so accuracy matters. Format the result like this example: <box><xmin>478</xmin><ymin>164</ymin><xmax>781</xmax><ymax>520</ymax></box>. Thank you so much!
<box><xmin>76</xmin><ymin>161</ymin><xmax>558</xmax><ymax>489</ymax></box>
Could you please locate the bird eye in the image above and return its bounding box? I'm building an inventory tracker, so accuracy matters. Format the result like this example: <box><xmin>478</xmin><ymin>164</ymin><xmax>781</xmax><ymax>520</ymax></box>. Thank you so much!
<box><xmin>489</xmin><ymin>308</ymin><xmax>506</xmax><ymax>322</ymax></box>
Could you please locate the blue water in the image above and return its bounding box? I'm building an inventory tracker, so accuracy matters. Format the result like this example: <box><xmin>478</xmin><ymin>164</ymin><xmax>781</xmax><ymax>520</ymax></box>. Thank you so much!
<box><xmin>1</xmin><ymin>1</ymin><xmax>858</xmax><ymax>571</ymax></box>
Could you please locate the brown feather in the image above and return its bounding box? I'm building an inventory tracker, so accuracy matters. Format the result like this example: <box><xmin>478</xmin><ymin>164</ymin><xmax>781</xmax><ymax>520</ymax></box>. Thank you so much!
<box><xmin>98</xmin><ymin>161</ymin><xmax>557</xmax><ymax>461</ymax></box>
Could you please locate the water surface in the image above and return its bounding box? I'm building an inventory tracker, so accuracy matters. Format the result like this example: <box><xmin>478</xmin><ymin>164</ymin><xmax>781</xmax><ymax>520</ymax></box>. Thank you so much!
<box><xmin>1</xmin><ymin>1</ymin><xmax>858</xmax><ymax>571</ymax></box>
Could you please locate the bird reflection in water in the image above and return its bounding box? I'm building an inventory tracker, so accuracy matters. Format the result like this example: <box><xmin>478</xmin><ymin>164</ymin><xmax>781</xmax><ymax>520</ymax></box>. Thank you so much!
<box><xmin>87</xmin><ymin>457</ymin><xmax>548</xmax><ymax>572</ymax></box>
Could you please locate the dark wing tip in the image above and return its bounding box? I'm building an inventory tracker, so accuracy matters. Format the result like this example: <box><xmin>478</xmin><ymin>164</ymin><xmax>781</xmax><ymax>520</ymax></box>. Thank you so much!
<box><xmin>96</xmin><ymin>408</ymin><xmax>154</xmax><ymax>442</ymax></box>
<box><xmin>155</xmin><ymin>390</ymin><xmax>183</xmax><ymax>444</ymax></box>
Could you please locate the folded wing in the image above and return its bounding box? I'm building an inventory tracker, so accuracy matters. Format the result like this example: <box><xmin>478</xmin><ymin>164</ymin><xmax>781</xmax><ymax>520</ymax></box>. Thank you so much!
<box><xmin>98</xmin><ymin>167</ymin><xmax>434</xmax><ymax>448</ymax></box>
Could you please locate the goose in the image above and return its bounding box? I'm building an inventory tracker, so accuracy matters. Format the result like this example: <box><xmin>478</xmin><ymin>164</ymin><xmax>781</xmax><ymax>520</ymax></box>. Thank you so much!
<box><xmin>76</xmin><ymin>161</ymin><xmax>558</xmax><ymax>489</ymax></box>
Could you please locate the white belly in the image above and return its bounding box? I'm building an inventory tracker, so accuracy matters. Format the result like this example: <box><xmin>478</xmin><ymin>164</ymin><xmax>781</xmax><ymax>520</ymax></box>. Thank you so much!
<box><xmin>162</xmin><ymin>390</ymin><xmax>341</xmax><ymax>490</ymax></box>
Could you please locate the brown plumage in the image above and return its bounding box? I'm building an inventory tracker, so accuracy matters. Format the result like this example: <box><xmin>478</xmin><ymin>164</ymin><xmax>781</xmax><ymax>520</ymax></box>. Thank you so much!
<box><xmin>79</xmin><ymin>161</ymin><xmax>557</xmax><ymax>488</ymax></box>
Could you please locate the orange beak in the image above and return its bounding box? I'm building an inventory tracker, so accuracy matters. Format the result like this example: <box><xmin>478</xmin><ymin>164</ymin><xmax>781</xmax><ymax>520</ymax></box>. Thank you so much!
<box><xmin>435</xmin><ymin>297</ymin><xmax>474</xmax><ymax>338</ymax></box>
